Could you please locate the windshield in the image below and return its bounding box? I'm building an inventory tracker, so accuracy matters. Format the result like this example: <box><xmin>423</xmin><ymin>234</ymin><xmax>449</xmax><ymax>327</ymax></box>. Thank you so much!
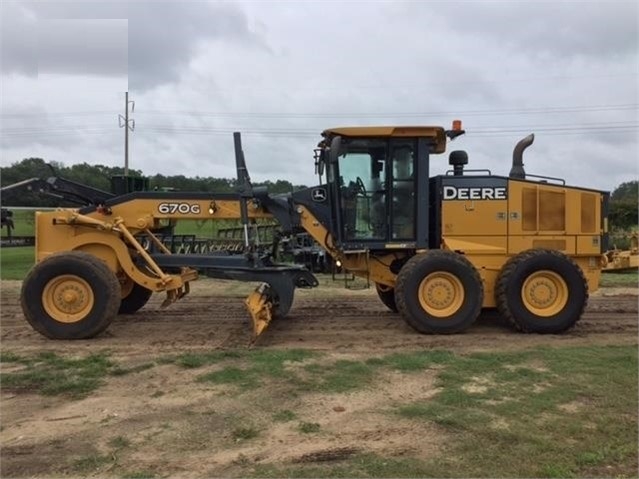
<box><xmin>335</xmin><ymin>137</ymin><xmax>417</xmax><ymax>242</ymax></box>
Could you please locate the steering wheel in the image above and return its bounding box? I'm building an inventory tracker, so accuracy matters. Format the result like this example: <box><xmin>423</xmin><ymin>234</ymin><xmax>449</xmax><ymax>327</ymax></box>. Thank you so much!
<box><xmin>355</xmin><ymin>176</ymin><xmax>367</xmax><ymax>196</ymax></box>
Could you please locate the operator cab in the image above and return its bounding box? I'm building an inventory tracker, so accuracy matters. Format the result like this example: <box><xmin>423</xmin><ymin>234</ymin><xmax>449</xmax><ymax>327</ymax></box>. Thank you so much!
<box><xmin>315</xmin><ymin>125</ymin><xmax>454</xmax><ymax>251</ymax></box>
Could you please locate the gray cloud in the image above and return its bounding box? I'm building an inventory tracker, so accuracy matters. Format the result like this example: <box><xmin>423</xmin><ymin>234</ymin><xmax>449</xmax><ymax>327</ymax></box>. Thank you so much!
<box><xmin>1</xmin><ymin>1</ymin><xmax>268</xmax><ymax>90</ymax></box>
<box><xmin>1</xmin><ymin>1</ymin><xmax>636</xmax><ymax>192</ymax></box>
<box><xmin>0</xmin><ymin>2</ymin><xmax>38</xmax><ymax>75</ymax></box>
<box><xmin>126</xmin><ymin>2</ymin><xmax>268</xmax><ymax>90</ymax></box>
<box><xmin>37</xmin><ymin>19</ymin><xmax>128</xmax><ymax>77</ymax></box>
<box><xmin>429</xmin><ymin>1</ymin><xmax>638</xmax><ymax>59</ymax></box>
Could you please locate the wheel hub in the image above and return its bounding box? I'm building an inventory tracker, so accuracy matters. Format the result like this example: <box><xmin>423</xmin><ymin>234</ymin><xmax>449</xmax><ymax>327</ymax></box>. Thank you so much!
<box><xmin>43</xmin><ymin>275</ymin><xmax>94</xmax><ymax>323</ymax></box>
<box><xmin>418</xmin><ymin>272</ymin><xmax>464</xmax><ymax>318</ymax></box>
<box><xmin>425</xmin><ymin>280</ymin><xmax>454</xmax><ymax>307</ymax></box>
<box><xmin>521</xmin><ymin>271</ymin><xmax>568</xmax><ymax>317</ymax></box>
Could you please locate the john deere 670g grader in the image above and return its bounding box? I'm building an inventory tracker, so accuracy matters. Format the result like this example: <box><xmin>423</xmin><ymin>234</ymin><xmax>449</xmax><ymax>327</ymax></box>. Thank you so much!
<box><xmin>20</xmin><ymin>122</ymin><xmax>608</xmax><ymax>341</ymax></box>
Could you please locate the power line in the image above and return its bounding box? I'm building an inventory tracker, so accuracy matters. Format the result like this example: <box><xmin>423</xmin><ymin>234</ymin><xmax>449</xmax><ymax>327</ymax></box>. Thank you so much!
<box><xmin>2</xmin><ymin>103</ymin><xmax>637</xmax><ymax>120</ymax></box>
<box><xmin>137</xmin><ymin>103</ymin><xmax>639</xmax><ymax>119</ymax></box>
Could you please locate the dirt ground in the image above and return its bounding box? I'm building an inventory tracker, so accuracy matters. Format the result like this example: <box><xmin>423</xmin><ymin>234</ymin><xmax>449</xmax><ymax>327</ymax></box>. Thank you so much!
<box><xmin>1</xmin><ymin>278</ymin><xmax>637</xmax><ymax>477</ymax></box>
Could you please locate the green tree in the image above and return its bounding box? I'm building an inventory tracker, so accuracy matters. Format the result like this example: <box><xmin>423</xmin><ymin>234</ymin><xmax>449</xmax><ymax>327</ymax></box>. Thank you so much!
<box><xmin>609</xmin><ymin>180</ymin><xmax>638</xmax><ymax>231</ymax></box>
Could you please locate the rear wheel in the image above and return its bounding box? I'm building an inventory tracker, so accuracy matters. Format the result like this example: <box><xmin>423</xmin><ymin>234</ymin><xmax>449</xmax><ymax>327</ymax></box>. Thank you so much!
<box><xmin>118</xmin><ymin>280</ymin><xmax>153</xmax><ymax>314</ymax></box>
<box><xmin>21</xmin><ymin>251</ymin><xmax>121</xmax><ymax>339</ymax></box>
<box><xmin>395</xmin><ymin>251</ymin><xmax>483</xmax><ymax>334</ymax></box>
<box><xmin>496</xmin><ymin>249</ymin><xmax>587</xmax><ymax>333</ymax></box>
<box><xmin>375</xmin><ymin>283</ymin><xmax>398</xmax><ymax>313</ymax></box>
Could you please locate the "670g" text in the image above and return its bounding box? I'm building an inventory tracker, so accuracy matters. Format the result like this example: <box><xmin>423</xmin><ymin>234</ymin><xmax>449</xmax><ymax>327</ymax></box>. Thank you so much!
<box><xmin>157</xmin><ymin>202</ymin><xmax>201</xmax><ymax>214</ymax></box>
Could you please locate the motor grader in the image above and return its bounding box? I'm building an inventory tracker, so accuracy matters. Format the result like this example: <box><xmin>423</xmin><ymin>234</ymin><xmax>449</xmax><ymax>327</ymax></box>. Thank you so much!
<box><xmin>19</xmin><ymin>122</ymin><xmax>609</xmax><ymax>341</ymax></box>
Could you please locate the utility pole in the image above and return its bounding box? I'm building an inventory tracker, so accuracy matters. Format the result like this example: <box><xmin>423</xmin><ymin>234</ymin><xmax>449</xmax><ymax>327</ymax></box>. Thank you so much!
<box><xmin>118</xmin><ymin>92</ymin><xmax>135</xmax><ymax>176</ymax></box>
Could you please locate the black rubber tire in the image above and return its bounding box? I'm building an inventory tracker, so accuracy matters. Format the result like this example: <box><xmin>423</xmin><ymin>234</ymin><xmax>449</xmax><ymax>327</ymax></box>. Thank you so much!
<box><xmin>20</xmin><ymin>251</ymin><xmax>121</xmax><ymax>339</ymax></box>
<box><xmin>395</xmin><ymin>250</ymin><xmax>483</xmax><ymax>334</ymax></box>
<box><xmin>118</xmin><ymin>282</ymin><xmax>153</xmax><ymax>315</ymax></box>
<box><xmin>375</xmin><ymin>283</ymin><xmax>398</xmax><ymax>313</ymax></box>
<box><xmin>495</xmin><ymin>249</ymin><xmax>588</xmax><ymax>334</ymax></box>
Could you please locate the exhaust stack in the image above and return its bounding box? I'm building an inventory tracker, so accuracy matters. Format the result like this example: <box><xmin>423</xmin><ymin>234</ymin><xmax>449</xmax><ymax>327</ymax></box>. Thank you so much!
<box><xmin>510</xmin><ymin>134</ymin><xmax>534</xmax><ymax>179</ymax></box>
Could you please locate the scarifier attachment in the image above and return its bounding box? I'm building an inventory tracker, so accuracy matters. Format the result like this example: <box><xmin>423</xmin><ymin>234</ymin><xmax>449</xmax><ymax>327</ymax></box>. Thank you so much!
<box><xmin>245</xmin><ymin>283</ymin><xmax>274</xmax><ymax>342</ymax></box>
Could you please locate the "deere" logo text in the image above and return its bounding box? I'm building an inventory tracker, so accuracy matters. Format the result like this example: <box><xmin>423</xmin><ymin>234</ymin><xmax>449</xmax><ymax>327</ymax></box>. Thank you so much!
<box><xmin>443</xmin><ymin>186</ymin><xmax>507</xmax><ymax>200</ymax></box>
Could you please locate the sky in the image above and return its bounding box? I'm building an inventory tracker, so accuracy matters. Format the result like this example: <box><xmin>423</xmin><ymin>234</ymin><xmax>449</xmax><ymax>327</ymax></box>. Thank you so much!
<box><xmin>1</xmin><ymin>0</ymin><xmax>637</xmax><ymax>192</ymax></box>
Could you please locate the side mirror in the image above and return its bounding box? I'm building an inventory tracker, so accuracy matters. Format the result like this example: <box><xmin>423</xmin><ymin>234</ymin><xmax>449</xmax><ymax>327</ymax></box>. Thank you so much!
<box><xmin>314</xmin><ymin>149</ymin><xmax>326</xmax><ymax>177</ymax></box>
<box><xmin>329</xmin><ymin>135</ymin><xmax>342</xmax><ymax>164</ymax></box>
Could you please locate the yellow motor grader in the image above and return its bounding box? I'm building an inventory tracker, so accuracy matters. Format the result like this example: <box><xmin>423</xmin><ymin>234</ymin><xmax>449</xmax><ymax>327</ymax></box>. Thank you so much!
<box><xmin>20</xmin><ymin>123</ymin><xmax>609</xmax><ymax>340</ymax></box>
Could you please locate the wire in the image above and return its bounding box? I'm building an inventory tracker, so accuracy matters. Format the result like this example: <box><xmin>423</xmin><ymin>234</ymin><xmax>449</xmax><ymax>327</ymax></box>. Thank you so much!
<box><xmin>2</xmin><ymin>103</ymin><xmax>637</xmax><ymax>120</ymax></box>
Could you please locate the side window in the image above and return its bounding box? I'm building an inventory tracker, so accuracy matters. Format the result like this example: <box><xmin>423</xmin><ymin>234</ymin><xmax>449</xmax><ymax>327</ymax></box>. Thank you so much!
<box><xmin>391</xmin><ymin>142</ymin><xmax>416</xmax><ymax>239</ymax></box>
<box><xmin>338</xmin><ymin>141</ymin><xmax>387</xmax><ymax>240</ymax></box>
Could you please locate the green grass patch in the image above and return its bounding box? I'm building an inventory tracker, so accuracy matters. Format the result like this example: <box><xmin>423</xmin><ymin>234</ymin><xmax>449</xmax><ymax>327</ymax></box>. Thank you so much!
<box><xmin>298</xmin><ymin>421</ymin><xmax>321</xmax><ymax>434</ymax></box>
<box><xmin>197</xmin><ymin>366</ymin><xmax>260</xmax><ymax>390</ymax></box>
<box><xmin>122</xmin><ymin>471</ymin><xmax>157</xmax><ymax>479</ymax></box>
<box><xmin>1</xmin><ymin>351</ymin><xmax>115</xmax><ymax>398</ymax></box>
<box><xmin>304</xmin><ymin>360</ymin><xmax>375</xmax><ymax>393</ymax></box>
<box><xmin>0</xmin><ymin>210</ymin><xmax>35</xmax><ymax>237</ymax></box>
<box><xmin>366</xmin><ymin>349</ymin><xmax>455</xmax><ymax>372</ymax></box>
<box><xmin>250</xmin><ymin>453</ymin><xmax>434</xmax><ymax>478</ymax></box>
<box><xmin>110</xmin><ymin>363</ymin><xmax>156</xmax><ymax>376</ymax></box>
<box><xmin>247</xmin><ymin>349</ymin><xmax>316</xmax><ymax>378</ymax></box>
<box><xmin>195</xmin><ymin>349</ymin><xmax>317</xmax><ymax>390</ymax></box>
<box><xmin>0</xmin><ymin>246</ymin><xmax>34</xmax><ymax>280</ymax></box>
<box><xmin>72</xmin><ymin>454</ymin><xmax>113</xmax><ymax>473</ymax></box>
<box><xmin>600</xmin><ymin>270</ymin><xmax>638</xmax><ymax>287</ymax></box>
<box><xmin>395</xmin><ymin>345</ymin><xmax>638</xmax><ymax>478</ymax></box>
<box><xmin>232</xmin><ymin>426</ymin><xmax>260</xmax><ymax>441</ymax></box>
<box><xmin>108</xmin><ymin>436</ymin><xmax>131</xmax><ymax>449</ymax></box>
<box><xmin>272</xmin><ymin>409</ymin><xmax>297</xmax><ymax>422</ymax></box>
<box><xmin>172</xmin><ymin>350</ymin><xmax>242</xmax><ymax>368</ymax></box>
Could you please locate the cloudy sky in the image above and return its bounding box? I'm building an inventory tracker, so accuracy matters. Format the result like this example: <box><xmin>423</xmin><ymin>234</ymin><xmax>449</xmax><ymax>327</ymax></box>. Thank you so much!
<box><xmin>1</xmin><ymin>0</ymin><xmax>637</xmax><ymax>192</ymax></box>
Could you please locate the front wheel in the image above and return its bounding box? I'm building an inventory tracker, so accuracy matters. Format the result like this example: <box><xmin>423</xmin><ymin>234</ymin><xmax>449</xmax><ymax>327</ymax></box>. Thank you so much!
<box><xmin>375</xmin><ymin>283</ymin><xmax>398</xmax><ymax>313</ymax></box>
<box><xmin>495</xmin><ymin>249</ymin><xmax>587</xmax><ymax>333</ymax></box>
<box><xmin>395</xmin><ymin>251</ymin><xmax>483</xmax><ymax>334</ymax></box>
<box><xmin>21</xmin><ymin>251</ymin><xmax>121</xmax><ymax>339</ymax></box>
<box><xmin>118</xmin><ymin>281</ymin><xmax>153</xmax><ymax>314</ymax></box>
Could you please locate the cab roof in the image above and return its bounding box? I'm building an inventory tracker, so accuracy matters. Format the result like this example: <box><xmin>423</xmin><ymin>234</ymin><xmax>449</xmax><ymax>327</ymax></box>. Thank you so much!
<box><xmin>322</xmin><ymin>126</ymin><xmax>448</xmax><ymax>154</ymax></box>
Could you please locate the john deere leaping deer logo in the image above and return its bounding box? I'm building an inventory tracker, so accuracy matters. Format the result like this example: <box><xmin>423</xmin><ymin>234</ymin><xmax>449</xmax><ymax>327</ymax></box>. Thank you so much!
<box><xmin>311</xmin><ymin>187</ymin><xmax>327</xmax><ymax>202</ymax></box>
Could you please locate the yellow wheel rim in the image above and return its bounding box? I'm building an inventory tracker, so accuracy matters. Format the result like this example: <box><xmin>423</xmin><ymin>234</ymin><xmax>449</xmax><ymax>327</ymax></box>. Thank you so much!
<box><xmin>42</xmin><ymin>275</ymin><xmax>94</xmax><ymax>323</ymax></box>
<box><xmin>521</xmin><ymin>270</ymin><xmax>568</xmax><ymax>317</ymax></box>
<box><xmin>418</xmin><ymin>272</ymin><xmax>464</xmax><ymax>318</ymax></box>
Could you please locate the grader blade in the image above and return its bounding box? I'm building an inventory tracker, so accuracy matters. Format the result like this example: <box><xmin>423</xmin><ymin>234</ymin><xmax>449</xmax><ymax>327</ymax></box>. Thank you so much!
<box><xmin>245</xmin><ymin>283</ymin><xmax>274</xmax><ymax>342</ymax></box>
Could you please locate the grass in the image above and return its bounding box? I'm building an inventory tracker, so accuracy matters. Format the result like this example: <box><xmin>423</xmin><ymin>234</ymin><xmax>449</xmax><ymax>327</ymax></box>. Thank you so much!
<box><xmin>171</xmin><ymin>350</ymin><xmax>242</xmax><ymax>368</ymax></box>
<box><xmin>272</xmin><ymin>409</ymin><xmax>297</xmax><ymax>422</ymax></box>
<box><xmin>394</xmin><ymin>345</ymin><xmax>638</xmax><ymax>478</ymax></box>
<box><xmin>72</xmin><ymin>454</ymin><xmax>113</xmax><ymax>473</ymax></box>
<box><xmin>0</xmin><ymin>246</ymin><xmax>34</xmax><ymax>280</ymax></box>
<box><xmin>122</xmin><ymin>471</ymin><xmax>157</xmax><ymax>479</ymax></box>
<box><xmin>250</xmin><ymin>453</ymin><xmax>435</xmax><ymax>478</ymax></box>
<box><xmin>600</xmin><ymin>270</ymin><xmax>638</xmax><ymax>287</ymax></box>
<box><xmin>1</xmin><ymin>351</ymin><xmax>116</xmax><ymax>398</ymax></box>
<box><xmin>2</xmin><ymin>346</ymin><xmax>636</xmax><ymax>477</ymax></box>
<box><xmin>110</xmin><ymin>363</ymin><xmax>156</xmax><ymax>376</ymax></box>
<box><xmin>0</xmin><ymin>210</ymin><xmax>36</xmax><ymax>237</ymax></box>
<box><xmin>304</xmin><ymin>360</ymin><xmax>376</xmax><ymax>393</ymax></box>
<box><xmin>231</xmin><ymin>426</ymin><xmax>260</xmax><ymax>441</ymax></box>
<box><xmin>366</xmin><ymin>349</ymin><xmax>455</xmax><ymax>371</ymax></box>
<box><xmin>298</xmin><ymin>421</ymin><xmax>321</xmax><ymax>434</ymax></box>
<box><xmin>195</xmin><ymin>349</ymin><xmax>317</xmax><ymax>390</ymax></box>
<box><xmin>236</xmin><ymin>346</ymin><xmax>637</xmax><ymax>478</ymax></box>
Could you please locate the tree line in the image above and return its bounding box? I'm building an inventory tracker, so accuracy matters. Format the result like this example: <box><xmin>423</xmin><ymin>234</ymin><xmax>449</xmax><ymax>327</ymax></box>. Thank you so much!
<box><xmin>608</xmin><ymin>180</ymin><xmax>639</xmax><ymax>231</ymax></box>
<box><xmin>0</xmin><ymin>158</ymin><xmax>308</xmax><ymax>207</ymax></box>
<box><xmin>0</xmin><ymin>158</ymin><xmax>636</xmax><ymax>231</ymax></box>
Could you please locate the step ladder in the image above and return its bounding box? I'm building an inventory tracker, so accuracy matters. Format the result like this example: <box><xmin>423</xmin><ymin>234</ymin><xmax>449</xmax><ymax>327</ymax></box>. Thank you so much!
<box><xmin>332</xmin><ymin>249</ymin><xmax>371</xmax><ymax>290</ymax></box>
